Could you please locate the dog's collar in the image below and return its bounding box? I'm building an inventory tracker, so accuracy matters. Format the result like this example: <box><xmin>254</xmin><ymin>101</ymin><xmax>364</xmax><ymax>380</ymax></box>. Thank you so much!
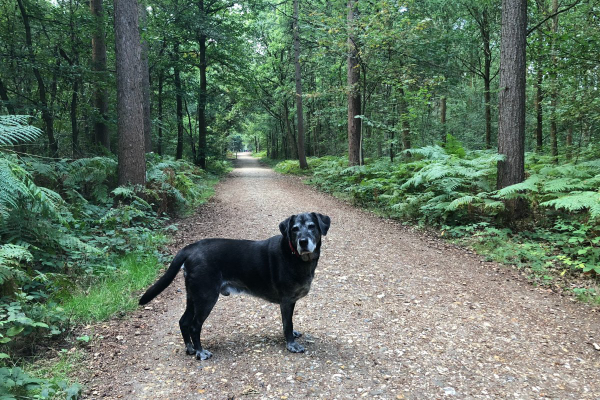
<box><xmin>288</xmin><ymin>240</ymin><xmax>300</xmax><ymax>257</ymax></box>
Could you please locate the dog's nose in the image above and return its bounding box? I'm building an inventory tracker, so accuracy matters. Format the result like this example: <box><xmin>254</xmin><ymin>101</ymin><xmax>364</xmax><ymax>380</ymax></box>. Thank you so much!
<box><xmin>299</xmin><ymin>238</ymin><xmax>308</xmax><ymax>247</ymax></box>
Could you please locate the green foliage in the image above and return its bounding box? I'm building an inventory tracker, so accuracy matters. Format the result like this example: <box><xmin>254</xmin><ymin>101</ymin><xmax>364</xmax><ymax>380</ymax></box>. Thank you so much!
<box><xmin>279</xmin><ymin>146</ymin><xmax>600</xmax><ymax>284</ymax></box>
<box><xmin>0</xmin><ymin>116</ymin><xmax>43</xmax><ymax>146</ymax></box>
<box><xmin>62</xmin><ymin>253</ymin><xmax>164</xmax><ymax>323</ymax></box>
<box><xmin>0</xmin><ymin>366</ymin><xmax>80</xmax><ymax>399</ymax></box>
<box><xmin>0</xmin><ymin>150</ymin><xmax>216</xmax><ymax>373</ymax></box>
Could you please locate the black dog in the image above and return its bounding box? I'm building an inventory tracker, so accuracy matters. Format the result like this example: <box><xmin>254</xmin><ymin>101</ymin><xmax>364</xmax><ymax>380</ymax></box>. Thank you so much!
<box><xmin>139</xmin><ymin>212</ymin><xmax>330</xmax><ymax>360</ymax></box>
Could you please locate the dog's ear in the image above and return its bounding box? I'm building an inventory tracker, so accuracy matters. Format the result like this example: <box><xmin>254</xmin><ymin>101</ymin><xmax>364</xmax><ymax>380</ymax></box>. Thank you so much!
<box><xmin>279</xmin><ymin>215</ymin><xmax>295</xmax><ymax>238</ymax></box>
<box><xmin>311</xmin><ymin>213</ymin><xmax>331</xmax><ymax>236</ymax></box>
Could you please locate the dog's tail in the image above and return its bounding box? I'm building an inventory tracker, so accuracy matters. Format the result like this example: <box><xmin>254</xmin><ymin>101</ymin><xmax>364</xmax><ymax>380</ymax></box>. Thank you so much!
<box><xmin>139</xmin><ymin>248</ymin><xmax>188</xmax><ymax>305</ymax></box>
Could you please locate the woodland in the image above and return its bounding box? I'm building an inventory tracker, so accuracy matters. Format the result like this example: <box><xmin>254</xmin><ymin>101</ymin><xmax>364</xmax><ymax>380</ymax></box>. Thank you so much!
<box><xmin>0</xmin><ymin>0</ymin><xmax>599</xmax><ymax>396</ymax></box>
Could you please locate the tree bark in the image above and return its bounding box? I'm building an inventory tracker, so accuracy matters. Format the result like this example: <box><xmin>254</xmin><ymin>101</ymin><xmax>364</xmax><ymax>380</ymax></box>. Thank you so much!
<box><xmin>16</xmin><ymin>0</ymin><xmax>58</xmax><ymax>156</ymax></box>
<box><xmin>0</xmin><ymin>78</ymin><xmax>16</xmax><ymax>114</ymax></box>
<box><xmin>481</xmin><ymin>9</ymin><xmax>492</xmax><ymax>149</ymax></box>
<box><xmin>174</xmin><ymin>43</ymin><xmax>184</xmax><ymax>160</ymax></box>
<box><xmin>196</xmin><ymin>0</ymin><xmax>208</xmax><ymax>169</ymax></box>
<box><xmin>139</xmin><ymin>5</ymin><xmax>152</xmax><ymax>153</ymax></box>
<box><xmin>497</xmin><ymin>0</ymin><xmax>527</xmax><ymax>214</ymax></box>
<box><xmin>90</xmin><ymin>0</ymin><xmax>110</xmax><ymax>151</ymax></box>
<box><xmin>293</xmin><ymin>0</ymin><xmax>308</xmax><ymax>169</ymax></box>
<box><xmin>566</xmin><ymin>126</ymin><xmax>573</xmax><ymax>161</ymax></box>
<box><xmin>398</xmin><ymin>87</ymin><xmax>411</xmax><ymax>151</ymax></box>
<box><xmin>347</xmin><ymin>0</ymin><xmax>361</xmax><ymax>166</ymax></box>
<box><xmin>440</xmin><ymin>96</ymin><xmax>447</xmax><ymax>142</ymax></box>
<box><xmin>157</xmin><ymin>71</ymin><xmax>164</xmax><ymax>156</ymax></box>
<box><xmin>114</xmin><ymin>0</ymin><xmax>146</xmax><ymax>185</ymax></box>
<box><xmin>534</xmin><ymin>66</ymin><xmax>543</xmax><ymax>152</ymax></box>
<box><xmin>549</xmin><ymin>0</ymin><xmax>559</xmax><ymax>162</ymax></box>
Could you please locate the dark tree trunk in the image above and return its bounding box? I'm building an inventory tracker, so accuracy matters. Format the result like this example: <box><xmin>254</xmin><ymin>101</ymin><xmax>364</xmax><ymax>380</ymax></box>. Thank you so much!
<box><xmin>497</xmin><ymin>0</ymin><xmax>527</xmax><ymax>214</ymax></box>
<box><xmin>347</xmin><ymin>0</ymin><xmax>361</xmax><ymax>166</ymax></box>
<box><xmin>535</xmin><ymin>66</ymin><xmax>543</xmax><ymax>152</ymax></box>
<box><xmin>293</xmin><ymin>0</ymin><xmax>308</xmax><ymax>169</ymax></box>
<box><xmin>174</xmin><ymin>43</ymin><xmax>184</xmax><ymax>160</ymax></box>
<box><xmin>0</xmin><ymin>78</ymin><xmax>16</xmax><ymax>114</ymax></box>
<box><xmin>139</xmin><ymin>5</ymin><xmax>152</xmax><ymax>153</ymax></box>
<box><xmin>549</xmin><ymin>0</ymin><xmax>559</xmax><ymax>163</ymax></box>
<box><xmin>71</xmin><ymin>80</ymin><xmax>79</xmax><ymax>156</ymax></box>
<box><xmin>482</xmin><ymin>10</ymin><xmax>492</xmax><ymax>149</ymax></box>
<box><xmin>196</xmin><ymin>0</ymin><xmax>207</xmax><ymax>169</ymax></box>
<box><xmin>114</xmin><ymin>0</ymin><xmax>146</xmax><ymax>185</ymax></box>
<box><xmin>398</xmin><ymin>87</ymin><xmax>411</xmax><ymax>150</ymax></box>
<box><xmin>157</xmin><ymin>72</ymin><xmax>164</xmax><ymax>156</ymax></box>
<box><xmin>90</xmin><ymin>0</ymin><xmax>110</xmax><ymax>150</ymax></box>
<box><xmin>440</xmin><ymin>96</ymin><xmax>447</xmax><ymax>142</ymax></box>
<box><xmin>17</xmin><ymin>0</ymin><xmax>58</xmax><ymax>156</ymax></box>
<box><xmin>283</xmin><ymin>101</ymin><xmax>297</xmax><ymax>159</ymax></box>
<box><xmin>566</xmin><ymin>126</ymin><xmax>573</xmax><ymax>161</ymax></box>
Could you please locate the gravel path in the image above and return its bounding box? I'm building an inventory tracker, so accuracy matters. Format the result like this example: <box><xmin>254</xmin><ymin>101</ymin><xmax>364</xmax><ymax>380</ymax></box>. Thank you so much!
<box><xmin>83</xmin><ymin>153</ymin><xmax>600</xmax><ymax>399</ymax></box>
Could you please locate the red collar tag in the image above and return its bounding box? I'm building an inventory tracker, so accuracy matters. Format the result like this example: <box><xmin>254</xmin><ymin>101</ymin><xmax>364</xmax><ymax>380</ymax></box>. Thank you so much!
<box><xmin>288</xmin><ymin>240</ymin><xmax>300</xmax><ymax>257</ymax></box>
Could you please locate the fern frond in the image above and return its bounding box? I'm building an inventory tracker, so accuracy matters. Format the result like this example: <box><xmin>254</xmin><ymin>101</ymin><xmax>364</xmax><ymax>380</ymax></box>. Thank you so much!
<box><xmin>542</xmin><ymin>178</ymin><xmax>587</xmax><ymax>193</ymax></box>
<box><xmin>495</xmin><ymin>175</ymin><xmax>541</xmax><ymax>199</ymax></box>
<box><xmin>445</xmin><ymin>195</ymin><xmax>478</xmax><ymax>211</ymax></box>
<box><xmin>0</xmin><ymin>115</ymin><xmax>43</xmax><ymax>145</ymax></box>
<box><xmin>405</xmin><ymin>145</ymin><xmax>449</xmax><ymax>160</ymax></box>
<box><xmin>540</xmin><ymin>191</ymin><xmax>600</xmax><ymax>218</ymax></box>
<box><xmin>0</xmin><ymin>244</ymin><xmax>32</xmax><ymax>285</ymax></box>
<box><xmin>0</xmin><ymin>157</ymin><xmax>30</xmax><ymax>212</ymax></box>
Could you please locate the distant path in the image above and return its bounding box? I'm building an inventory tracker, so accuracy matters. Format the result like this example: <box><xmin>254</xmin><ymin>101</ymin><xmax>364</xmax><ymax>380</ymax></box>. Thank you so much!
<box><xmin>83</xmin><ymin>153</ymin><xmax>600</xmax><ymax>399</ymax></box>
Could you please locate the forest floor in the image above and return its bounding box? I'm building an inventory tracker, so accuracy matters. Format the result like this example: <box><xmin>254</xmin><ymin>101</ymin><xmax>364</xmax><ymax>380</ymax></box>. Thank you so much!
<box><xmin>79</xmin><ymin>153</ymin><xmax>600</xmax><ymax>399</ymax></box>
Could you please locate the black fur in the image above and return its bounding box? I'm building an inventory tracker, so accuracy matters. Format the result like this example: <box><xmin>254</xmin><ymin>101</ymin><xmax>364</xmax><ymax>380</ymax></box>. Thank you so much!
<box><xmin>139</xmin><ymin>212</ymin><xmax>331</xmax><ymax>360</ymax></box>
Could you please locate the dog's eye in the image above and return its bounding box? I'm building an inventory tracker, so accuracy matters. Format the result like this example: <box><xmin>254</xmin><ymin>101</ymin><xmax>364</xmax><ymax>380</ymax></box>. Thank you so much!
<box><xmin>291</xmin><ymin>226</ymin><xmax>300</xmax><ymax>232</ymax></box>
<box><xmin>307</xmin><ymin>223</ymin><xmax>315</xmax><ymax>229</ymax></box>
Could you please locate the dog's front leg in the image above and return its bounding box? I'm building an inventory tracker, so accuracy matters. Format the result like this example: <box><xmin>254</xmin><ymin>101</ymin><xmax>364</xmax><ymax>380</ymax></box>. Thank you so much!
<box><xmin>280</xmin><ymin>302</ymin><xmax>305</xmax><ymax>353</ymax></box>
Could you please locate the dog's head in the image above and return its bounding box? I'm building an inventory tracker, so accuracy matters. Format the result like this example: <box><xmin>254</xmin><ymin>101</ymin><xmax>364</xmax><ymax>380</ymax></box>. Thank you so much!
<box><xmin>279</xmin><ymin>213</ymin><xmax>331</xmax><ymax>259</ymax></box>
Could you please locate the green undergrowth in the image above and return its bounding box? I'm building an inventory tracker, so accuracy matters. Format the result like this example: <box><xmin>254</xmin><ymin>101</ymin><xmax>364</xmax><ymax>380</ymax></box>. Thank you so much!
<box><xmin>0</xmin><ymin>122</ymin><xmax>228</xmax><ymax>398</ymax></box>
<box><xmin>266</xmin><ymin>140</ymin><xmax>600</xmax><ymax>303</ymax></box>
<box><xmin>62</xmin><ymin>252</ymin><xmax>165</xmax><ymax>323</ymax></box>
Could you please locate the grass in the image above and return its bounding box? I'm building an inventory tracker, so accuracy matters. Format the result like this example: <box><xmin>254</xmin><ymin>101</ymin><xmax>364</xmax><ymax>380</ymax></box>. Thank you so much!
<box><xmin>62</xmin><ymin>252</ymin><xmax>164</xmax><ymax>323</ymax></box>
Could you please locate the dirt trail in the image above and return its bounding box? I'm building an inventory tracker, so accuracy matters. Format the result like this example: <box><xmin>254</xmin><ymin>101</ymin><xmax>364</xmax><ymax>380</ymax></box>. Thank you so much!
<box><xmin>83</xmin><ymin>153</ymin><xmax>600</xmax><ymax>399</ymax></box>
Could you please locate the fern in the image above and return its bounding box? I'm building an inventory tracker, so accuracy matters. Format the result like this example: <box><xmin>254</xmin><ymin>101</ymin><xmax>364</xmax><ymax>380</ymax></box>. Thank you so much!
<box><xmin>0</xmin><ymin>115</ymin><xmax>43</xmax><ymax>145</ymax></box>
<box><xmin>495</xmin><ymin>175</ymin><xmax>541</xmax><ymax>199</ymax></box>
<box><xmin>0</xmin><ymin>157</ymin><xmax>30</xmax><ymax>219</ymax></box>
<box><xmin>540</xmin><ymin>191</ymin><xmax>600</xmax><ymax>218</ymax></box>
<box><xmin>0</xmin><ymin>244</ymin><xmax>31</xmax><ymax>286</ymax></box>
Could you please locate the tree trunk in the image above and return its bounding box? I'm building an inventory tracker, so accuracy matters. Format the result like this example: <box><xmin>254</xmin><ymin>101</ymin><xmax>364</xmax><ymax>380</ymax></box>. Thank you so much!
<box><xmin>16</xmin><ymin>0</ymin><xmax>58</xmax><ymax>156</ymax></box>
<box><xmin>90</xmin><ymin>0</ymin><xmax>110</xmax><ymax>150</ymax></box>
<box><xmin>0</xmin><ymin>78</ymin><xmax>16</xmax><ymax>114</ymax></box>
<box><xmin>566</xmin><ymin>126</ymin><xmax>573</xmax><ymax>161</ymax></box>
<box><xmin>71</xmin><ymin>79</ymin><xmax>79</xmax><ymax>156</ymax></box>
<box><xmin>482</xmin><ymin>9</ymin><xmax>492</xmax><ymax>149</ymax></box>
<box><xmin>440</xmin><ymin>96</ymin><xmax>447</xmax><ymax>142</ymax></box>
<box><xmin>114</xmin><ymin>0</ymin><xmax>146</xmax><ymax>185</ymax></box>
<box><xmin>157</xmin><ymin>71</ymin><xmax>164</xmax><ymax>156</ymax></box>
<box><xmin>535</xmin><ymin>64</ymin><xmax>543</xmax><ymax>152</ymax></box>
<box><xmin>398</xmin><ymin>87</ymin><xmax>411</xmax><ymax>150</ymax></box>
<box><xmin>347</xmin><ymin>0</ymin><xmax>361</xmax><ymax>166</ymax></box>
<box><xmin>139</xmin><ymin>5</ymin><xmax>152</xmax><ymax>153</ymax></box>
<box><xmin>283</xmin><ymin>100</ymin><xmax>297</xmax><ymax>159</ymax></box>
<box><xmin>293</xmin><ymin>0</ymin><xmax>308</xmax><ymax>169</ymax></box>
<box><xmin>174</xmin><ymin>43</ymin><xmax>184</xmax><ymax>160</ymax></box>
<box><xmin>196</xmin><ymin>0</ymin><xmax>208</xmax><ymax>169</ymax></box>
<box><xmin>497</xmin><ymin>0</ymin><xmax>527</xmax><ymax>215</ymax></box>
<box><xmin>549</xmin><ymin>0</ymin><xmax>559</xmax><ymax>163</ymax></box>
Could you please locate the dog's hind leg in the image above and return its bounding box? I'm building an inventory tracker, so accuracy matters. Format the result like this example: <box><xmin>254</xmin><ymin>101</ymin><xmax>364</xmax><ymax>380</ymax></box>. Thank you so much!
<box><xmin>179</xmin><ymin>296</ymin><xmax>195</xmax><ymax>355</ymax></box>
<box><xmin>190</xmin><ymin>289</ymin><xmax>219</xmax><ymax>360</ymax></box>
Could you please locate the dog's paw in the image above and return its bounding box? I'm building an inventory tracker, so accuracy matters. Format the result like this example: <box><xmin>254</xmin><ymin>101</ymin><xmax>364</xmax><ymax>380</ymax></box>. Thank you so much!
<box><xmin>185</xmin><ymin>343</ymin><xmax>196</xmax><ymax>355</ymax></box>
<box><xmin>286</xmin><ymin>341</ymin><xmax>305</xmax><ymax>353</ymax></box>
<box><xmin>293</xmin><ymin>330</ymin><xmax>302</xmax><ymax>338</ymax></box>
<box><xmin>195</xmin><ymin>349</ymin><xmax>213</xmax><ymax>360</ymax></box>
